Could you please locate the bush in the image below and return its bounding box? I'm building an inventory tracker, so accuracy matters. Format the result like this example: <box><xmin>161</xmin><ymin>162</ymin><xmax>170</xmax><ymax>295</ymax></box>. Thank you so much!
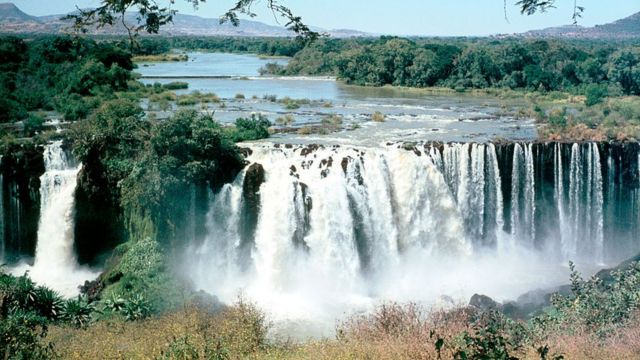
<box><xmin>24</xmin><ymin>113</ymin><xmax>45</xmax><ymax>137</ymax></box>
<box><xmin>585</xmin><ymin>84</ymin><xmax>608</xmax><ymax>107</ymax></box>
<box><xmin>275</xmin><ymin>114</ymin><xmax>295</xmax><ymax>126</ymax></box>
<box><xmin>372</xmin><ymin>111</ymin><xmax>386</xmax><ymax>122</ymax></box>
<box><xmin>62</xmin><ymin>296</ymin><xmax>94</xmax><ymax>328</ymax></box>
<box><xmin>162</xmin><ymin>81</ymin><xmax>189</xmax><ymax>90</ymax></box>
<box><xmin>547</xmin><ymin>108</ymin><xmax>567</xmax><ymax>128</ymax></box>
<box><xmin>228</xmin><ymin>114</ymin><xmax>271</xmax><ymax>142</ymax></box>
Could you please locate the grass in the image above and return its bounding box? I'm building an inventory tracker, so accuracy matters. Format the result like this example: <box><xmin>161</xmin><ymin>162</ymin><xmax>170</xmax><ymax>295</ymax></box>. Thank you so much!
<box><xmin>45</xmin><ymin>300</ymin><xmax>640</xmax><ymax>359</ymax></box>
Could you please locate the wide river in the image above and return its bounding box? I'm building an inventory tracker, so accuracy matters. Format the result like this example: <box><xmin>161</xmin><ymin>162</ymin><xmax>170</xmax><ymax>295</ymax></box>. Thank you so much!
<box><xmin>137</xmin><ymin>52</ymin><xmax>537</xmax><ymax>146</ymax></box>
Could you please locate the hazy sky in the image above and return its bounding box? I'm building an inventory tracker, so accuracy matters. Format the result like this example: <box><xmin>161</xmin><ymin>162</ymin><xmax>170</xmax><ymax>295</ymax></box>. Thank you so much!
<box><xmin>9</xmin><ymin>0</ymin><xmax>640</xmax><ymax>36</ymax></box>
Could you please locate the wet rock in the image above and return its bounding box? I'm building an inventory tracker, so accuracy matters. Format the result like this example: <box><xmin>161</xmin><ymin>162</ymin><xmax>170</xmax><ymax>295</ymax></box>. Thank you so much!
<box><xmin>319</xmin><ymin>156</ymin><xmax>333</xmax><ymax>169</ymax></box>
<box><xmin>469</xmin><ymin>294</ymin><xmax>501</xmax><ymax>312</ymax></box>
<box><xmin>238</xmin><ymin>147</ymin><xmax>253</xmax><ymax>157</ymax></box>
<box><xmin>300</xmin><ymin>144</ymin><xmax>321</xmax><ymax>157</ymax></box>
<box><xmin>292</xmin><ymin>182</ymin><xmax>312</xmax><ymax>251</ymax></box>
<box><xmin>341</xmin><ymin>157</ymin><xmax>350</xmax><ymax>174</ymax></box>
<box><xmin>289</xmin><ymin>165</ymin><xmax>299</xmax><ymax>178</ymax></box>
<box><xmin>239</xmin><ymin>163</ymin><xmax>265</xmax><ymax>268</ymax></box>
<box><xmin>79</xmin><ymin>279</ymin><xmax>104</xmax><ymax>302</ymax></box>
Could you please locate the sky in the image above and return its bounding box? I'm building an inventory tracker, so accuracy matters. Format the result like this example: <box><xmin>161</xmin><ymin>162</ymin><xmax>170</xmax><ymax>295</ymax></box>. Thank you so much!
<box><xmin>8</xmin><ymin>0</ymin><xmax>640</xmax><ymax>36</ymax></box>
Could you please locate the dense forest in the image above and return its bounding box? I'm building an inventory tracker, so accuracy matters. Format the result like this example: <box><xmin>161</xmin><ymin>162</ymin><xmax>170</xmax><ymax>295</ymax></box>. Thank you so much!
<box><xmin>267</xmin><ymin>37</ymin><xmax>640</xmax><ymax>96</ymax></box>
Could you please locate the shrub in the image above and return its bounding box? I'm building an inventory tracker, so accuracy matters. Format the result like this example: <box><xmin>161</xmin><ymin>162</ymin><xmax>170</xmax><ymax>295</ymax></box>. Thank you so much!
<box><xmin>547</xmin><ymin>108</ymin><xmax>567</xmax><ymax>128</ymax></box>
<box><xmin>0</xmin><ymin>309</ymin><xmax>55</xmax><ymax>359</ymax></box>
<box><xmin>322</xmin><ymin>114</ymin><xmax>343</xmax><ymax>126</ymax></box>
<box><xmin>62</xmin><ymin>296</ymin><xmax>94</xmax><ymax>328</ymax></box>
<box><xmin>585</xmin><ymin>84</ymin><xmax>609</xmax><ymax>107</ymax></box>
<box><xmin>275</xmin><ymin>114</ymin><xmax>295</xmax><ymax>126</ymax></box>
<box><xmin>121</xmin><ymin>294</ymin><xmax>152</xmax><ymax>321</ymax></box>
<box><xmin>235</xmin><ymin>93</ymin><xmax>245</xmax><ymax>99</ymax></box>
<box><xmin>23</xmin><ymin>113</ymin><xmax>45</xmax><ymax>137</ymax></box>
<box><xmin>162</xmin><ymin>81</ymin><xmax>189</xmax><ymax>90</ymax></box>
<box><xmin>228</xmin><ymin>114</ymin><xmax>271</xmax><ymax>142</ymax></box>
<box><xmin>372</xmin><ymin>111</ymin><xmax>386</xmax><ymax>122</ymax></box>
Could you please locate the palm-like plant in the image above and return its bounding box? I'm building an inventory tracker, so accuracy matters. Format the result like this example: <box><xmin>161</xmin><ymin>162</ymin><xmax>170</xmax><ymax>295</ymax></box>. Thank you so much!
<box><xmin>62</xmin><ymin>296</ymin><xmax>94</xmax><ymax>328</ymax></box>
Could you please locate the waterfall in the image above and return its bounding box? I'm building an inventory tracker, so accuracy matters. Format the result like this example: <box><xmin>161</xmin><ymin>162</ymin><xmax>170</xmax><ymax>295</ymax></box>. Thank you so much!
<box><xmin>565</xmin><ymin>143</ymin><xmax>605</xmax><ymax>263</ymax></box>
<box><xmin>185</xmin><ymin>141</ymin><xmax>640</xmax><ymax>332</ymax></box>
<box><xmin>12</xmin><ymin>141</ymin><xmax>95</xmax><ymax>296</ymax></box>
<box><xmin>555</xmin><ymin>144</ymin><xmax>571</xmax><ymax>260</ymax></box>
<box><xmin>510</xmin><ymin>143</ymin><xmax>535</xmax><ymax>247</ymax></box>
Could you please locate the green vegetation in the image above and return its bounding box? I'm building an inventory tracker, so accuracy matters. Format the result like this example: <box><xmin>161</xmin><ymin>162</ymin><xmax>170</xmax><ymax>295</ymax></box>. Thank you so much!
<box><xmin>133</xmin><ymin>53</ymin><xmax>188</xmax><ymax>62</ymax></box>
<box><xmin>134</xmin><ymin>37</ymin><xmax>304</xmax><ymax>58</ymax></box>
<box><xmin>273</xmin><ymin>37</ymin><xmax>640</xmax><ymax>98</ymax></box>
<box><xmin>0</xmin><ymin>36</ymin><xmax>134</xmax><ymax>123</ymax></box>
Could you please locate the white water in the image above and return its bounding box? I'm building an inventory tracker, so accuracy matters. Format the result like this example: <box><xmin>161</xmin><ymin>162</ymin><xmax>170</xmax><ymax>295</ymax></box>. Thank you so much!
<box><xmin>12</xmin><ymin>141</ymin><xmax>96</xmax><ymax>296</ymax></box>
<box><xmin>188</xmin><ymin>142</ymin><xmax>594</xmax><ymax>336</ymax></box>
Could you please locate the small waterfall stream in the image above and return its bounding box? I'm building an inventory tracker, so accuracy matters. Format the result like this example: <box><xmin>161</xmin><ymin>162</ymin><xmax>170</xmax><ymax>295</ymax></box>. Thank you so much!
<box><xmin>11</xmin><ymin>141</ymin><xmax>95</xmax><ymax>296</ymax></box>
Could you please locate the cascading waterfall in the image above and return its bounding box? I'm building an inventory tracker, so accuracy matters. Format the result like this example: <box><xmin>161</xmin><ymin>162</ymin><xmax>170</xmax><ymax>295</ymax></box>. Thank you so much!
<box><xmin>510</xmin><ymin>143</ymin><xmax>536</xmax><ymax>247</ymax></box>
<box><xmin>565</xmin><ymin>143</ymin><xmax>605</xmax><ymax>263</ymax></box>
<box><xmin>186</xmin><ymin>141</ymin><xmax>640</xmax><ymax>333</ymax></box>
<box><xmin>12</xmin><ymin>141</ymin><xmax>95</xmax><ymax>296</ymax></box>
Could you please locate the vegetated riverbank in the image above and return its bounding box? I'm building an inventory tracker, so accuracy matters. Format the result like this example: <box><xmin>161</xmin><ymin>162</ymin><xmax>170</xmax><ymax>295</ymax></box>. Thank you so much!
<box><xmin>133</xmin><ymin>53</ymin><xmax>189</xmax><ymax>62</ymax></box>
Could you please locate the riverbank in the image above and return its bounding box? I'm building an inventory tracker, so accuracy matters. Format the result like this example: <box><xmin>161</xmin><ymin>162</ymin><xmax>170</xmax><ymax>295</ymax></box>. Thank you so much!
<box><xmin>133</xmin><ymin>53</ymin><xmax>189</xmax><ymax>62</ymax></box>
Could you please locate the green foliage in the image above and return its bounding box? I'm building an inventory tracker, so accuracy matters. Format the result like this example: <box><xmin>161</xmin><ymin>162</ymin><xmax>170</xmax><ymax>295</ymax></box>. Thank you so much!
<box><xmin>62</xmin><ymin>296</ymin><xmax>94</xmax><ymax>328</ymax></box>
<box><xmin>533</xmin><ymin>261</ymin><xmax>640</xmax><ymax>338</ymax></box>
<box><xmin>0</xmin><ymin>309</ymin><xmax>55</xmax><ymax>360</ymax></box>
<box><xmin>161</xmin><ymin>336</ymin><xmax>200</xmax><ymax>359</ymax></box>
<box><xmin>23</xmin><ymin>113</ymin><xmax>45</xmax><ymax>137</ymax></box>
<box><xmin>585</xmin><ymin>84</ymin><xmax>609</xmax><ymax>106</ymax></box>
<box><xmin>454</xmin><ymin>312</ymin><xmax>523</xmax><ymax>360</ymax></box>
<box><xmin>117</xmin><ymin>237</ymin><xmax>164</xmax><ymax>279</ymax></box>
<box><xmin>0</xmin><ymin>35</ymin><xmax>135</xmax><ymax>123</ymax></box>
<box><xmin>228</xmin><ymin>114</ymin><xmax>271</xmax><ymax>142</ymax></box>
<box><xmin>161</xmin><ymin>81</ymin><xmax>189</xmax><ymax>90</ymax></box>
<box><xmin>547</xmin><ymin>109</ymin><xmax>568</xmax><ymax>128</ymax></box>
<box><xmin>121</xmin><ymin>294</ymin><xmax>152</xmax><ymax>321</ymax></box>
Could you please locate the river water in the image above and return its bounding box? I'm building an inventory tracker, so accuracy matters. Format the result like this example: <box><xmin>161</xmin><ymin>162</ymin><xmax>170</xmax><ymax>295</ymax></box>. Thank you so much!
<box><xmin>137</xmin><ymin>52</ymin><xmax>537</xmax><ymax>145</ymax></box>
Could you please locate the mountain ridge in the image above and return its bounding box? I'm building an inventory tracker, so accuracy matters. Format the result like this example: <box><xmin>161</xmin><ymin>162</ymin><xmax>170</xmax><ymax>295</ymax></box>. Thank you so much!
<box><xmin>0</xmin><ymin>2</ymin><xmax>371</xmax><ymax>38</ymax></box>
<box><xmin>521</xmin><ymin>11</ymin><xmax>640</xmax><ymax>39</ymax></box>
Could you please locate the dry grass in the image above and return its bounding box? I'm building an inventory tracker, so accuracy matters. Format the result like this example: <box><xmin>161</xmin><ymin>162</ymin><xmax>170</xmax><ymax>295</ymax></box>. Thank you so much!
<box><xmin>46</xmin><ymin>301</ymin><xmax>640</xmax><ymax>360</ymax></box>
<box><xmin>47</xmin><ymin>298</ymin><xmax>268</xmax><ymax>360</ymax></box>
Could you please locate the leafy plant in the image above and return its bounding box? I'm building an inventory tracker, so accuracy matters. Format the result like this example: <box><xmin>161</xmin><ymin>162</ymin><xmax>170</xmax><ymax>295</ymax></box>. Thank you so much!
<box><xmin>62</xmin><ymin>296</ymin><xmax>94</xmax><ymax>328</ymax></box>
<box><xmin>121</xmin><ymin>294</ymin><xmax>152</xmax><ymax>321</ymax></box>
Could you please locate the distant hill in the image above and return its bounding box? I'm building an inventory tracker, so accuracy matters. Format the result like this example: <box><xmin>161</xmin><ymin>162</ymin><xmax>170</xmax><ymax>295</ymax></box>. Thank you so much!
<box><xmin>0</xmin><ymin>2</ymin><xmax>38</xmax><ymax>23</ymax></box>
<box><xmin>0</xmin><ymin>2</ymin><xmax>371</xmax><ymax>38</ymax></box>
<box><xmin>523</xmin><ymin>11</ymin><xmax>640</xmax><ymax>39</ymax></box>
